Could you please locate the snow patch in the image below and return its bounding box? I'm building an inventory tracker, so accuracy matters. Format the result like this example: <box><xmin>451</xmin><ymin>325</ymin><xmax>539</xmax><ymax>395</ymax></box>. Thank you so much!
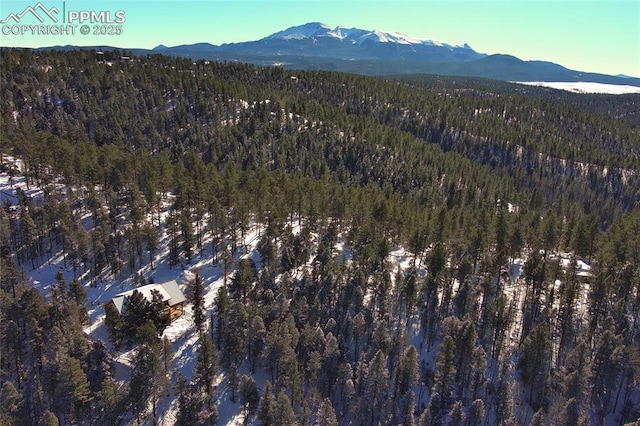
<box><xmin>515</xmin><ymin>81</ymin><xmax>640</xmax><ymax>95</ymax></box>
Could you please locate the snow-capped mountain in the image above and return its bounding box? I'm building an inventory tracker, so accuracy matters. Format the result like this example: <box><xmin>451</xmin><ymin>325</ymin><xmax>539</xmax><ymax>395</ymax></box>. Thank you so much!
<box><xmin>135</xmin><ymin>22</ymin><xmax>639</xmax><ymax>86</ymax></box>
<box><xmin>253</xmin><ymin>22</ymin><xmax>481</xmax><ymax>62</ymax></box>
<box><xmin>265</xmin><ymin>22</ymin><xmax>458</xmax><ymax>49</ymax></box>
<box><xmin>194</xmin><ymin>22</ymin><xmax>484</xmax><ymax>65</ymax></box>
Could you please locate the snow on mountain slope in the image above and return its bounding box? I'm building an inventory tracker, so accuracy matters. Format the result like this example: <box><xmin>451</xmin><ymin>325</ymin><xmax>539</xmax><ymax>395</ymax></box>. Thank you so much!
<box><xmin>265</xmin><ymin>22</ymin><xmax>469</xmax><ymax>50</ymax></box>
<box><xmin>325</xmin><ymin>25</ymin><xmax>370</xmax><ymax>42</ymax></box>
<box><xmin>265</xmin><ymin>22</ymin><xmax>334</xmax><ymax>40</ymax></box>
<box><xmin>354</xmin><ymin>29</ymin><xmax>450</xmax><ymax>47</ymax></box>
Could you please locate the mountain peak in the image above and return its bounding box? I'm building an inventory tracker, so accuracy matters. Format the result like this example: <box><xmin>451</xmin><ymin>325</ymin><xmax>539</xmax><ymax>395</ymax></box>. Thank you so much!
<box><xmin>263</xmin><ymin>22</ymin><xmax>474</xmax><ymax>51</ymax></box>
<box><xmin>265</xmin><ymin>22</ymin><xmax>333</xmax><ymax>40</ymax></box>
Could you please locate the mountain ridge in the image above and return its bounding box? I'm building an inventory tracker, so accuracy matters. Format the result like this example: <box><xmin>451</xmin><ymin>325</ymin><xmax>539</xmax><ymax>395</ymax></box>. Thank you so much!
<box><xmin>203</xmin><ymin>22</ymin><xmax>483</xmax><ymax>63</ymax></box>
<box><xmin>262</xmin><ymin>22</ymin><xmax>472</xmax><ymax>50</ymax></box>
<box><xmin>41</xmin><ymin>22</ymin><xmax>640</xmax><ymax>87</ymax></box>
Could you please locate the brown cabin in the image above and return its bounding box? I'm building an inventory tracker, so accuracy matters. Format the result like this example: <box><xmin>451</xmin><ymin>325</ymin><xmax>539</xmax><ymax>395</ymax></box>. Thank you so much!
<box><xmin>105</xmin><ymin>280</ymin><xmax>186</xmax><ymax>322</ymax></box>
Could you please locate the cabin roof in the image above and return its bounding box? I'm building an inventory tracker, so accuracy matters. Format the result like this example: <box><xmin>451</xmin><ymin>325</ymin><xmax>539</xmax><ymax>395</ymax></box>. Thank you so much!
<box><xmin>109</xmin><ymin>280</ymin><xmax>185</xmax><ymax>314</ymax></box>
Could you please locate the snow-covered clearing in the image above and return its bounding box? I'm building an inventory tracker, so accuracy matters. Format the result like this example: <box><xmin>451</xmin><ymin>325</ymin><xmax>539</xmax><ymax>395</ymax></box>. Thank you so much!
<box><xmin>515</xmin><ymin>81</ymin><xmax>640</xmax><ymax>95</ymax></box>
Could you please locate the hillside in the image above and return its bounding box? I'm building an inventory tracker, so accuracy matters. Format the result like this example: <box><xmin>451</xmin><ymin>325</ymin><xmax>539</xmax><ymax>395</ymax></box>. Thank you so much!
<box><xmin>1</xmin><ymin>48</ymin><xmax>640</xmax><ymax>425</ymax></box>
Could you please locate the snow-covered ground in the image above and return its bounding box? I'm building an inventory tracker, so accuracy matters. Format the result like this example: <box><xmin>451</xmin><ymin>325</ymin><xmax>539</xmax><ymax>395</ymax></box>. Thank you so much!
<box><xmin>515</xmin><ymin>81</ymin><xmax>640</xmax><ymax>95</ymax></box>
<box><xmin>0</xmin><ymin>155</ymin><xmax>252</xmax><ymax>424</ymax></box>
<box><xmin>1</xmin><ymin>154</ymin><xmax>600</xmax><ymax>424</ymax></box>
<box><xmin>1</xmin><ymin>155</ymin><xmax>428</xmax><ymax>423</ymax></box>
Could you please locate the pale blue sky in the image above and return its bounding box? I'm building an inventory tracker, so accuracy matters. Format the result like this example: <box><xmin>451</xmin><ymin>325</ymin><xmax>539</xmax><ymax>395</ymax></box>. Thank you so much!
<box><xmin>1</xmin><ymin>0</ymin><xmax>638</xmax><ymax>77</ymax></box>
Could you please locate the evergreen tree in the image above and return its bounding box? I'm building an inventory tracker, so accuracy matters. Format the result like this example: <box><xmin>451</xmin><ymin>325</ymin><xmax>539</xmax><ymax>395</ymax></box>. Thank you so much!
<box><xmin>495</xmin><ymin>379</ymin><xmax>515</xmax><ymax>426</ymax></box>
<box><xmin>67</xmin><ymin>278</ymin><xmax>88</xmax><ymax>323</ymax></box>
<box><xmin>468</xmin><ymin>399</ymin><xmax>485</xmax><ymax>426</ymax></box>
<box><xmin>0</xmin><ymin>381</ymin><xmax>25</xmax><ymax>425</ymax></box>
<box><xmin>128</xmin><ymin>342</ymin><xmax>166</xmax><ymax>424</ymax></box>
<box><xmin>315</xmin><ymin>397</ymin><xmax>338</xmax><ymax>426</ymax></box>
<box><xmin>518</xmin><ymin>322</ymin><xmax>551</xmax><ymax>409</ymax></box>
<box><xmin>143</xmin><ymin>223</ymin><xmax>159</xmax><ymax>269</ymax></box>
<box><xmin>238</xmin><ymin>374</ymin><xmax>260</xmax><ymax>423</ymax></box>
<box><xmin>432</xmin><ymin>336</ymin><xmax>456</xmax><ymax>416</ymax></box>
<box><xmin>40</xmin><ymin>410</ymin><xmax>60</xmax><ymax>426</ymax></box>
<box><xmin>448</xmin><ymin>400</ymin><xmax>465</xmax><ymax>426</ymax></box>
<box><xmin>363</xmin><ymin>349</ymin><xmax>390</xmax><ymax>425</ymax></box>
<box><xmin>149</xmin><ymin>288</ymin><xmax>166</xmax><ymax>331</ymax></box>
<box><xmin>194</xmin><ymin>333</ymin><xmax>218</xmax><ymax>399</ymax></box>
<box><xmin>104</xmin><ymin>302</ymin><xmax>126</xmax><ymax>347</ymax></box>
<box><xmin>52</xmin><ymin>356</ymin><xmax>90</xmax><ymax>424</ymax></box>
<box><xmin>590</xmin><ymin>329</ymin><xmax>623</xmax><ymax>420</ymax></box>
<box><xmin>191</xmin><ymin>269</ymin><xmax>206</xmax><ymax>333</ymax></box>
<box><xmin>258</xmin><ymin>380</ymin><xmax>276</xmax><ymax>426</ymax></box>
<box><xmin>121</xmin><ymin>289</ymin><xmax>152</xmax><ymax>340</ymax></box>
<box><xmin>181</xmin><ymin>208</ymin><xmax>194</xmax><ymax>263</ymax></box>
<box><xmin>395</xmin><ymin>345</ymin><xmax>419</xmax><ymax>398</ymax></box>
<box><xmin>495</xmin><ymin>208</ymin><xmax>509</xmax><ymax>266</ymax></box>
<box><xmin>273</xmin><ymin>391</ymin><xmax>297</xmax><ymax>426</ymax></box>
<box><xmin>222</xmin><ymin>244</ymin><xmax>233</xmax><ymax>285</ymax></box>
<box><xmin>221</xmin><ymin>301</ymin><xmax>249</xmax><ymax>367</ymax></box>
<box><xmin>175</xmin><ymin>374</ymin><xmax>195</xmax><ymax>426</ymax></box>
<box><xmin>214</xmin><ymin>285</ymin><xmax>230</xmax><ymax>350</ymax></box>
<box><xmin>86</xmin><ymin>339</ymin><xmax>115</xmax><ymax>393</ymax></box>
<box><xmin>559</xmin><ymin>397</ymin><xmax>587</xmax><ymax>426</ymax></box>
<box><xmin>161</xmin><ymin>336</ymin><xmax>174</xmax><ymax>376</ymax></box>
<box><xmin>231</xmin><ymin>258</ymin><xmax>257</xmax><ymax>302</ymax></box>
<box><xmin>247</xmin><ymin>316</ymin><xmax>266</xmax><ymax>374</ymax></box>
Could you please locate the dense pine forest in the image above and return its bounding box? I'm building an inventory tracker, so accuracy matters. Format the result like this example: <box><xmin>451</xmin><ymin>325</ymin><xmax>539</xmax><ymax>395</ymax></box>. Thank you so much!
<box><xmin>1</xmin><ymin>48</ymin><xmax>640</xmax><ymax>425</ymax></box>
